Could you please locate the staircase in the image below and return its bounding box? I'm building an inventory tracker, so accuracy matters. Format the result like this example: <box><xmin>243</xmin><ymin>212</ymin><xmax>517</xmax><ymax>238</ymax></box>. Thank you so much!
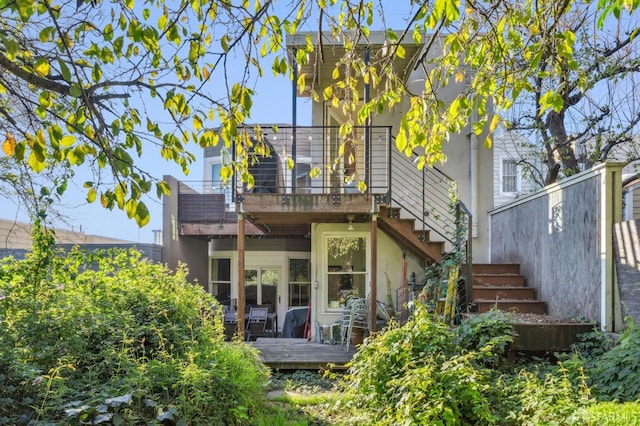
<box><xmin>378</xmin><ymin>206</ymin><xmax>445</xmax><ymax>263</ymax></box>
<box><xmin>471</xmin><ymin>263</ymin><xmax>546</xmax><ymax>314</ymax></box>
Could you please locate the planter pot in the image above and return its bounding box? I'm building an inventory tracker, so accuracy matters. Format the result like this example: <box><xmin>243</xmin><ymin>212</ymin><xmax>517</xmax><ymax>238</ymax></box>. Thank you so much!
<box><xmin>350</xmin><ymin>328</ymin><xmax>364</xmax><ymax>345</ymax></box>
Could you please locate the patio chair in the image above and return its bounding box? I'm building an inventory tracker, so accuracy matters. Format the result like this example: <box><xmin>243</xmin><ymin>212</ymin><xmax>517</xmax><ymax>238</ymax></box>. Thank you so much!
<box><xmin>340</xmin><ymin>298</ymin><xmax>368</xmax><ymax>351</ymax></box>
<box><xmin>245</xmin><ymin>306</ymin><xmax>269</xmax><ymax>341</ymax></box>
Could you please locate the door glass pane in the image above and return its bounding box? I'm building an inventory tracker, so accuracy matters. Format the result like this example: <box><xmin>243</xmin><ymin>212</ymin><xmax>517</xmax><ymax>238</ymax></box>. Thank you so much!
<box><xmin>289</xmin><ymin>259</ymin><xmax>310</xmax><ymax>307</ymax></box>
<box><xmin>261</xmin><ymin>269</ymin><xmax>278</xmax><ymax>311</ymax></box>
<box><xmin>244</xmin><ymin>269</ymin><xmax>258</xmax><ymax>306</ymax></box>
<box><xmin>210</xmin><ymin>258</ymin><xmax>231</xmax><ymax>306</ymax></box>
<box><xmin>327</xmin><ymin>237</ymin><xmax>366</xmax><ymax>307</ymax></box>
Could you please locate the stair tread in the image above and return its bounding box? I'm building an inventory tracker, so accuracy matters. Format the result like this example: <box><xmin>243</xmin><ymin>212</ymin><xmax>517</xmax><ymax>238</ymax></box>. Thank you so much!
<box><xmin>474</xmin><ymin>298</ymin><xmax>545</xmax><ymax>303</ymax></box>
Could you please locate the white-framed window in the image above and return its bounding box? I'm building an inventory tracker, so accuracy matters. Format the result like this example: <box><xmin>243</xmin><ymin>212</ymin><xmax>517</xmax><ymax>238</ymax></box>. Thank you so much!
<box><xmin>325</xmin><ymin>235</ymin><xmax>367</xmax><ymax>309</ymax></box>
<box><xmin>501</xmin><ymin>158</ymin><xmax>520</xmax><ymax>195</ymax></box>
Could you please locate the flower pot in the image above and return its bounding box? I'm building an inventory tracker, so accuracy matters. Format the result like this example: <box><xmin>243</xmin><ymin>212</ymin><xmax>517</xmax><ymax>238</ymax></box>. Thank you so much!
<box><xmin>350</xmin><ymin>328</ymin><xmax>364</xmax><ymax>345</ymax></box>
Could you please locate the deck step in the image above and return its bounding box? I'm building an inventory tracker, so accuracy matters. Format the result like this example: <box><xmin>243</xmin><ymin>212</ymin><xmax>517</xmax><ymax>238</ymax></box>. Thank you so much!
<box><xmin>472</xmin><ymin>263</ymin><xmax>520</xmax><ymax>275</ymax></box>
<box><xmin>473</xmin><ymin>274</ymin><xmax>526</xmax><ymax>287</ymax></box>
<box><xmin>475</xmin><ymin>299</ymin><xmax>547</xmax><ymax>315</ymax></box>
<box><xmin>472</xmin><ymin>286</ymin><xmax>535</xmax><ymax>300</ymax></box>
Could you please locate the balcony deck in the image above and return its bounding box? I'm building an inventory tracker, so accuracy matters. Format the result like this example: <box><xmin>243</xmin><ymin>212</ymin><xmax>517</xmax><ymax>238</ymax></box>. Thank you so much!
<box><xmin>251</xmin><ymin>338</ymin><xmax>357</xmax><ymax>370</ymax></box>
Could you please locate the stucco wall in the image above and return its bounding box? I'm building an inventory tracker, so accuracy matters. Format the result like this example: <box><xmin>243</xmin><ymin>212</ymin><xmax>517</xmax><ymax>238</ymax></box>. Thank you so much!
<box><xmin>162</xmin><ymin>175</ymin><xmax>209</xmax><ymax>286</ymax></box>
<box><xmin>490</xmin><ymin>163</ymin><xmax>623</xmax><ymax>330</ymax></box>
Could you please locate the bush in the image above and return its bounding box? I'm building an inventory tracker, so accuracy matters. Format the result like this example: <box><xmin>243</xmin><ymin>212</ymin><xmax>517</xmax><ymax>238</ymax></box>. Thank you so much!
<box><xmin>0</xmin><ymin>232</ymin><xmax>269</xmax><ymax>425</ymax></box>
<box><xmin>587</xmin><ymin>319</ymin><xmax>640</xmax><ymax>402</ymax></box>
<box><xmin>343</xmin><ymin>305</ymin><xmax>500</xmax><ymax>425</ymax></box>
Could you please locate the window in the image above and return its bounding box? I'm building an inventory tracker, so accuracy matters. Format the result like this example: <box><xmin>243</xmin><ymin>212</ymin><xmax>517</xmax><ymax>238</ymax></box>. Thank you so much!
<box><xmin>211</xmin><ymin>163</ymin><xmax>232</xmax><ymax>204</ymax></box>
<box><xmin>501</xmin><ymin>159</ymin><xmax>519</xmax><ymax>194</ymax></box>
<box><xmin>210</xmin><ymin>258</ymin><xmax>231</xmax><ymax>306</ymax></box>
<box><xmin>289</xmin><ymin>259</ymin><xmax>310</xmax><ymax>307</ymax></box>
<box><xmin>326</xmin><ymin>236</ymin><xmax>366</xmax><ymax>308</ymax></box>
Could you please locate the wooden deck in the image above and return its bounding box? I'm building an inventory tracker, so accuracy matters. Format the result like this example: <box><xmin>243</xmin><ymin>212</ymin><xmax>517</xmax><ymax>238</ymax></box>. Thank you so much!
<box><xmin>251</xmin><ymin>338</ymin><xmax>357</xmax><ymax>370</ymax></box>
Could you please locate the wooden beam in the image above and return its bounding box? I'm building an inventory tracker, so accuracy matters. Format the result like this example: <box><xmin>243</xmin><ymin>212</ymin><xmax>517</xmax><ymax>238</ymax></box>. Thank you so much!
<box><xmin>180</xmin><ymin>222</ymin><xmax>265</xmax><ymax>236</ymax></box>
<box><xmin>237</xmin><ymin>214</ymin><xmax>246</xmax><ymax>337</ymax></box>
<box><xmin>370</xmin><ymin>215</ymin><xmax>377</xmax><ymax>332</ymax></box>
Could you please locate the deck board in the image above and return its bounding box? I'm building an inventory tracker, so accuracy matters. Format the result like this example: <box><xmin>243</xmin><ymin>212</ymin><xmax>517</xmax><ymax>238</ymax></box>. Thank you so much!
<box><xmin>251</xmin><ymin>338</ymin><xmax>357</xmax><ymax>370</ymax></box>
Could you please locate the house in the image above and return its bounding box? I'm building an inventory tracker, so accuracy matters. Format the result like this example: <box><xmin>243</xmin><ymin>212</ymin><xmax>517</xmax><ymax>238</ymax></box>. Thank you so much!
<box><xmin>162</xmin><ymin>31</ymin><xmax>494</xmax><ymax>339</ymax></box>
<box><xmin>492</xmin><ymin>130</ymin><xmax>543</xmax><ymax>208</ymax></box>
<box><xmin>0</xmin><ymin>217</ymin><xmax>162</xmax><ymax>262</ymax></box>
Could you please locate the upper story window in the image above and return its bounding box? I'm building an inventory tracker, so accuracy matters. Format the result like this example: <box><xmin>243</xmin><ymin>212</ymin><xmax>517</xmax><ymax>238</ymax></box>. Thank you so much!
<box><xmin>211</xmin><ymin>162</ymin><xmax>232</xmax><ymax>204</ymax></box>
<box><xmin>501</xmin><ymin>158</ymin><xmax>520</xmax><ymax>195</ymax></box>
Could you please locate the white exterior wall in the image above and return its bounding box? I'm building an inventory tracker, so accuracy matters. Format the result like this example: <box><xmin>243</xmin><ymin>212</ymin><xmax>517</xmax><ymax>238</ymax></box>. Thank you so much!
<box><xmin>310</xmin><ymin>222</ymin><xmax>423</xmax><ymax>331</ymax></box>
<box><xmin>492</xmin><ymin>131</ymin><xmax>542</xmax><ymax>208</ymax></box>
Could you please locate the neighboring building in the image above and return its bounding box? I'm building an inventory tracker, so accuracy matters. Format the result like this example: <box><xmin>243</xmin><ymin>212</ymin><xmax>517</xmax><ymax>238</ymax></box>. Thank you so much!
<box><xmin>0</xmin><ymin>218</ymin><xmax>162</xmax><ymax>262</ymax></box>
<box><xmin>162</xmin><ymin>31</ymin><xmax>495</xmax><ymax>339</ymax></box>
<box><xmin>492</xmin><ymin>130</ymin><xmax>543</xmax><ymax>208</ymax></box>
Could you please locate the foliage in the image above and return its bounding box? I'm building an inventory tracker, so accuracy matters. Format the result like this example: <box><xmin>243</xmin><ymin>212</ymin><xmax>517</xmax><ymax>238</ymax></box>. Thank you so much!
<box><xmin>343</xmin><ymin>305</ymin><xmax>503</xmax><ymax>425</ymax></box>
<box><xmin>1</xmin><ymin>0</ymin><xmax>638</xmax><ymax>226</ymax></box>
<box><xmin>454</xmin><ymin>309</ymin><xmax>516</xmax><ymax>368</ymax></box>
<box><xmin>499</xmin><ymin>363</ymin><xmax>592</xmax><ymax>425</ymax></box>
<box><xmin>0</xmin><ymin>226</ymin><xmax>269</xmax><ymax>424</ymax></box>
<box><xmin>586</xmin><ymin>319</ymin><xmax>640</xmax><ymax>402</ymax></box>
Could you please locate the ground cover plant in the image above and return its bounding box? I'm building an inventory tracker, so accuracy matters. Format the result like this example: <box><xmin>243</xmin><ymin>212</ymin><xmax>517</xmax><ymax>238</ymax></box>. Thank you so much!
<box><xmin>338</xmin><ymin>305</ymin><xmax>640</xmax><ymax>425</ymax></box>
<box><xmin>0</xmin><ymin>226</ymin><xmax>269</xmax><ymax>425</ymax></box>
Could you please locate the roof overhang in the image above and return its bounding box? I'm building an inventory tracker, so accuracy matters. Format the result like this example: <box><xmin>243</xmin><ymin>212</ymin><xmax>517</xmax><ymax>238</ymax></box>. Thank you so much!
<box><xmin>286</xmin><ymin>30</ymin><xmax>424</xmax><ymax>97</ymax></box>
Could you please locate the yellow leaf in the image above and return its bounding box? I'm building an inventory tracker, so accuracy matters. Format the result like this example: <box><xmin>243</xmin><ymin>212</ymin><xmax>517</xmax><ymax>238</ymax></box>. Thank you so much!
<box><xmin>489</xmin><ymin>113</ymin><xmax>500</xmax><ymax>133</ymax></box>
<box><xmin>455</xmin><ymin>71</ymin><xmax>464</xmax><ymax>83</ymax></box>
<box><xmin>34</xmin><ymin>58</ymin><xmax>50</xmax><ymax>77</ymax></box>
<box><xmin>2</xmin><ymin>134</ymin><xmax>16</xmax><ymax>156</ymax></box>
<box><xmin>100</xmin><ymin>193</ymin><xmax>108</xmax><ymax>208</ymax></box>
<box><xmin>60</xmin><ymin>135</ymin><xmax>76</xmax><ymax>147</ymax></box>
<box><xmin>87</xmin><ymin>188</ymin><xmax>97</xmax><ymax>203</ymax></box>
<box><xmin>193</xmin><ymin>115</ymin><xmax>203</xmax><ymax>131</ymax></box>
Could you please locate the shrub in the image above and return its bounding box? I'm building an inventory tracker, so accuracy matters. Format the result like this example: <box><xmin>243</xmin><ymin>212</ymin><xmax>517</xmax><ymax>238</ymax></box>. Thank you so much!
<box><xmin>0</xmin><ymin>233</ymin><xmax>269</xmax><ymax>425</ymax></box>
<box><xmin>587</xmin><ymin>319</ymin><xmax>640</xmax><ymax>402</ymax></box>
<box><xmin>454</xmin><ymin>309</ymin><xmax>515</xmax><ymax>368</ymax></box>
<box><xmin>343</xmin><ymin>304</ymin><xmax>500</xmax><ymax>425</ymax></box>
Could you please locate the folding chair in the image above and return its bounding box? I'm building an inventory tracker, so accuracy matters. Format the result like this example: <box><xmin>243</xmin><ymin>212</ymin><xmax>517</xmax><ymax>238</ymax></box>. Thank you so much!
<box><xmin>245</xmin><ymin>306</ymin><xmax>269</xmax><ymax>341</ymax></box>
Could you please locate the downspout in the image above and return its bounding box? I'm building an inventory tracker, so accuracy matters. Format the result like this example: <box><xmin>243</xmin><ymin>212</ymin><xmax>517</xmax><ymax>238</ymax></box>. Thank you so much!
<box><xmin>291</xmin><ymin>48</ymin><xmax>298</xmax><ymax>192</ymax></box>
<box><xmin>470</xmin><ymin>110</ymin><xmax>479</xmax><ymax>238</ymax></box>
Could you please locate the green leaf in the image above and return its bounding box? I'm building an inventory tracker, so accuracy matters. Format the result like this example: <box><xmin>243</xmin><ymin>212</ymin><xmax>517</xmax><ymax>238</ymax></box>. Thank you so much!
<box><xmin>58</xmin><ymin>59</ymin><xmax>72</xmax><ymax>82</ymax></box>
<box><xmin>69</xmin><ymin>83</ymin><xmax>82</xmax><ymax>98</ymax></box>
<box><xmin>15</xmin><ymin>0</ymin><xmax>35</xmax><ymax>22</ymax></box>
<box><xmin>135</xmin><ymin>201</ymin><xmax>150</xmax><ymax>226</ymax></box>
<box><xmin>125</xmin><ymin>198</ymin><xmax>137</xmax><ymax>219</ymax></box>
<box><xmin>92</xmin><ymin>64</ymin><xmax>102</xmax><ymax>83</ymax></box>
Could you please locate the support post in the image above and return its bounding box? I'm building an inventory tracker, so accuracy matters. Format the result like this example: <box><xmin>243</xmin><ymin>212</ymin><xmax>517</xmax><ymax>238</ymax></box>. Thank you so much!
<box><xmin>370</xmin><ymin>215</ymin><xmax>377</xmax><ymax>332</ymax></box>
<box><xmin>237</xmin><ymin>214</ymin><xmax>246</xmax><ymax>337</ymax></box>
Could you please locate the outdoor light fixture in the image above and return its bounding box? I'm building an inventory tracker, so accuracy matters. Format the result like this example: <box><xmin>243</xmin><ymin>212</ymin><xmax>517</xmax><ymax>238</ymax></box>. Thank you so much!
<box><xmin>347</xmin><ymin>215</ymin><xmax>355</xmax><ymax>231</ymax></box>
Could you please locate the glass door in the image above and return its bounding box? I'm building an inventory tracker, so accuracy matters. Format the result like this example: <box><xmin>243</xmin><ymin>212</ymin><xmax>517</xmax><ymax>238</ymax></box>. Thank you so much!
<box><xmin>244</xmin><ymin>267</ymin><xmax>279</xmax><ymax>311</ymax></box>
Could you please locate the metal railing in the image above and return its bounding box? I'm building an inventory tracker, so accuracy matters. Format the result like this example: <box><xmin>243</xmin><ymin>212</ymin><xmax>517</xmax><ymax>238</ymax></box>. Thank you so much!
<box><xmin>389</xmin><ymin>147</ymin><xmax>458</xmax><ymax>244</ymax></box>
<box><xmin>229</xmin><ymin>125</ymin><xmax>392</xmax><ymax>197</ymax></box>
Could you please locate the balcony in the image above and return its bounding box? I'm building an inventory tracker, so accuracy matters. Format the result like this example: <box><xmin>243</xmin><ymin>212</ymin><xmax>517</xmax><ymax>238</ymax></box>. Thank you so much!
<box><xmin>173</xmin><ymin>125</ymin><xmax>391</xmax><ymax>236</ymax></box>
<box><xmin>235</xmin><ymin>125</ymin><xmax>392</xmax><ymax>227</ymax></box>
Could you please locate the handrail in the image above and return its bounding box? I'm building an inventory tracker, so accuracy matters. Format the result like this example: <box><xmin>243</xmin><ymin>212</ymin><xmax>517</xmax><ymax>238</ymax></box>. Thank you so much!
<box><xmin>389</xmin><ymin>143</ymin><xmax>458</xmax><ymax>244</ymax></box>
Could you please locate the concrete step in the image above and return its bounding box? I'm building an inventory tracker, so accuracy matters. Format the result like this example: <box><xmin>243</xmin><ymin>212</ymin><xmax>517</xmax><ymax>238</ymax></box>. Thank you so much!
<box><xmin>473</xmin><ymin>273</ymin><xmax>526</xmax><ymax>287</ymax></box>
<box><xmin>475</xmin><ymin>299</ymin><xmax>547</xmax><ymax>315</ymax></box>
<box><xmin>472</xmin><ymin>286</ymin><xmax>536</xmax><ymax>300</ymax></box>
